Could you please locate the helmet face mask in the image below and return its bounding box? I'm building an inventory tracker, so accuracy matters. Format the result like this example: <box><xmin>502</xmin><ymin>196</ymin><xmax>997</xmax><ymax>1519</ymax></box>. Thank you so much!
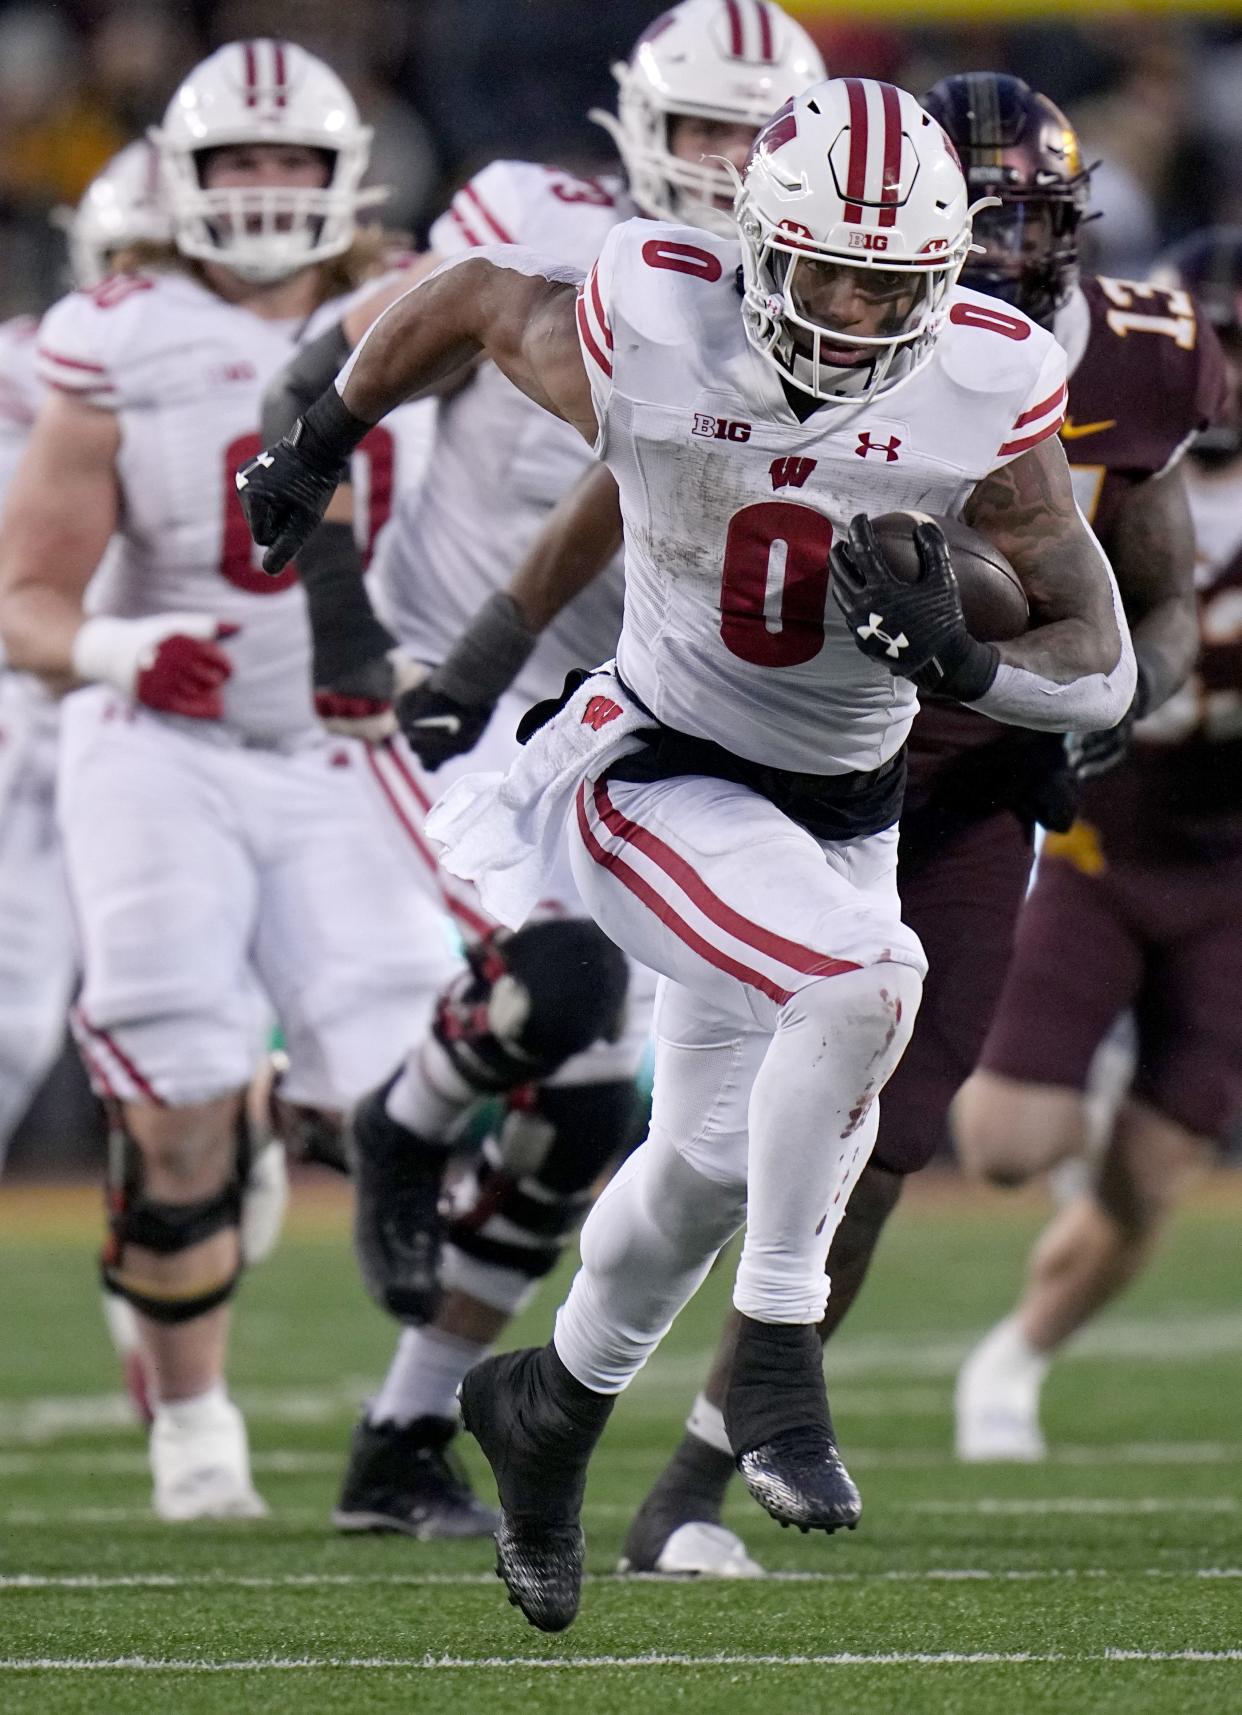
<box><xmin>736</xmin><ymin>80</ymin><xmax>978</xmax><ymax>406</ymax></box>
<box><xmin>152</xmin><ymin>40</ymin><xmax>379</xmax><ymax>284</ymax></box>
<box><xmin>922</xmin><ymin>73</ymin><xmax>1090</xmax><ymax>329</ymax></box>
<box><xmin>593</xmin><ymin>0</ymin><xmax>826</xmax><ymax>236</ymax></box>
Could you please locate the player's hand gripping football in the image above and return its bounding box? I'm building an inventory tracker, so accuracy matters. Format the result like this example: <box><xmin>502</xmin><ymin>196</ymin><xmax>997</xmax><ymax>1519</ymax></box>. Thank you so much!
<box><xmin>830</xmin><ymin>515</ymin><xmax>999</xmax><ymax>701</ymax></box>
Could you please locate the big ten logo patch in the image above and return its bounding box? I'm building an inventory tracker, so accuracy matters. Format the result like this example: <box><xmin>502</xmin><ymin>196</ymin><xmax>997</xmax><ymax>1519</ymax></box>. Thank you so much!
<box><xmin>847</xmin><ymin>231</ymin><xmax>890</xmax><ymax>252</ymax></box>
<box><xmin>692</xmin><ymin>413</ymin><xmax>752</xmax><ymax>443</ymax></box>
<box><xmin>581</xmin><ymin>695</ymin><xmax>623</xmax><ymax>731</ymax></box>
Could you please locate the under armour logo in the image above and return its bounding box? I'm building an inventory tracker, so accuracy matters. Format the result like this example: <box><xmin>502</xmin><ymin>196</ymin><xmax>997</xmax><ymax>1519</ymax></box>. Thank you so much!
<box><xmin>769</xmin><ymin>456</ymin><xmax>817</xmax><ymax>491</ymax></box>
<box><xmin>856</xmin><ymin>613</ymin><xmax>908</xmax><ymax>658</ymax></box>
<box><xmin>234</xmin><ymin>450</ymin><xmax>274</xmax><ymax>490</ymax></box>
<box><xmin>581</xmin><ymin>695</ymin><xmax>623</xmax><ymax>731</ymax></box>
<box><xmin>855</xmin><ymin>432</ymin><xmax>902</xmax><ymax>462</ymax></box>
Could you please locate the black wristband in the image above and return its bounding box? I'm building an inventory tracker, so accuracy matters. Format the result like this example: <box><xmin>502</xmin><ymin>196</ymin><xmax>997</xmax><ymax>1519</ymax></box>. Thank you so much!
<box><xmin>298</xmin><ymin>521</ymin><xmax>397</xmax><ymax>683</ymax></box>
<box><xmin>292</xmin><ymin>386</ymin><xmax>372</xmax><ymax>476</ymax></box>
<box><xmin>930</xmin><ymin>632</ymin><xmax>1001</xmax><ymax>703</ymax></box>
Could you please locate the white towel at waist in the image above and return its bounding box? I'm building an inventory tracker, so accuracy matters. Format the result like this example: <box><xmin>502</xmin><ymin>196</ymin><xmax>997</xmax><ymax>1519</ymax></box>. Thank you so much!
<box><xmin>425</xmin><ymin>667</ymin><xmax>654</xmax><ymax>928</ymax></box>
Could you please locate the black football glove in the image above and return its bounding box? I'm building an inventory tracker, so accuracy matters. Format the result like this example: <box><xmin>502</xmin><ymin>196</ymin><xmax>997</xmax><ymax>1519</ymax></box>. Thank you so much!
<box><xmin>235</xmin><ymin>389</ymin><xmax>371</xmax><ymax>575</ymax></box>
<box><xmin>1064</xmin><ymin>668</ymin><xmax>1150</xmax><ymax>782</ymax></box>
<box><xmin>830</xmin><ymin>515</ymin><xmax>1000</xmax><ymax>702</ymax></box>
<box><xmin>396</xmin><ymin>678</ymin><xmax>494</xmax><ymax>769</ymax></box>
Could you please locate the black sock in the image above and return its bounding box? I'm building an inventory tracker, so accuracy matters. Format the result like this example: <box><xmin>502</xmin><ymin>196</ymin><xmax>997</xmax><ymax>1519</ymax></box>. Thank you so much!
<box><xmin>724</xmin><ymin>1317</ymin><xmax>831</xmax><ymax>1456</ymax></box>
<box><xmin>642</xmin><ymin>1429</ymin><xmax>736</xmax><ymax>1523</ymax></box>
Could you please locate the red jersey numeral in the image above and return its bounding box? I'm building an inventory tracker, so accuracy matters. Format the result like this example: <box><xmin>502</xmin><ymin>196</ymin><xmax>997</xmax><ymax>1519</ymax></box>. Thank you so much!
<box><xmin>948</xmin><ymin>301</ymin><xmax>1031</xmax><ymax>341</ymax></box>
<box><xmin>89</xmin><ymin>275</ymin><xmax>155</xmax><ymax>311</ymax></box>
<box><xmin>548</xmin><ymin>175</ymin><xmax>616</xmax><ymax>208</ymax></box>
<box><xmin>641</xmin><ymin>239</ymin><xmax>723</xmax><ymax>282</ymax></box>
<box><xmin>719</xmin><ymin>501</ymin><xmax>834</xmax><ymax>668</ymax></box>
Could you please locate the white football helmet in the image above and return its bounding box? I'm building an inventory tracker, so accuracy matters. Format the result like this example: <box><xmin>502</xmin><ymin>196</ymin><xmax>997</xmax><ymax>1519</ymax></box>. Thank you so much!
<box><xmin>593</xmin><ymin>0</ymin><xmax>825</xmax><ymax>235</ymax></box>
<box><xmin>736</xmin><ymin>78</ymin><xmax>982</xmax><ymax>405</ymax></box>
<box><xmin>59</xmin><ymin>140</ymin><xmax>170</xmax><ymax>288</ymax></box>
<box><xmin>151</xmin><ymin>39</ymin><xmax>381</xmax><ymax>283</ymax></box>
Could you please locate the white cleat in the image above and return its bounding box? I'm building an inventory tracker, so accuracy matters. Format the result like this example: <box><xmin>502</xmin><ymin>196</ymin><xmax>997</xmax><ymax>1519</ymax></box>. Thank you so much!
<box><xmin>955</xmin><ymin>1315</ymin><xmax>1050</xmax><ymax>1463</ymax></box>
<box><xmin>620</xmin><ymin>1521</ymin><xmax>765</xmax><ymax>1579</ymax></box>
<box><xmin>151</xmin><ymin>1396</ymin><xmax>268</xmax><ymax>1521</ymax></box>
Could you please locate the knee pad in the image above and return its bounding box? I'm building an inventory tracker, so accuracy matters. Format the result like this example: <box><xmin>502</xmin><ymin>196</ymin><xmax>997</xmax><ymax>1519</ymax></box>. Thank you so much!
<box><xmin>100</xmin><ymin>1108</ymin><xmax>246</xmax><ymax>1324</ymax></box>
<box><xmin>443</xmin><ymin>1078</ymin><xmax>639</xmax><ymax>1305</ymax></box>
<box><xmin>433</xmin><ymin>920</ymin><xmax>630</xmax><ymax>1095</ymax></box>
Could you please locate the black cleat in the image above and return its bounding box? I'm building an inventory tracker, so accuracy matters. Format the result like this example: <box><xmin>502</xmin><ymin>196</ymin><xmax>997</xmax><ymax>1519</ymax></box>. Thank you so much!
<box><xmin>725</xmin><ymin>1314</ymin><xmax>862</xmax><ymax>1536</ymax></box>
<box><xmin>736</xmin><ymin>1425</ymin><xmax>861</xmax><ymax>1532</ymax></box>
<box><xmin>618</xmin><ymin>1432</ymin><xmax>763</xmax><ymax>1576</ymax></box>
<box><xmin>459</xmin><ymin>1345</ymin><xmax>614</xmax><ymax>1632</ymax></box>
<box><xmin>331</xmin><ymin>1415</ymin><xmax>500</xmax><ymax>1540</ymax></box>
<box><xmin>348</xmin><ymin>1077</ymin><xmax>449</xmax><ymax>1323</ymax></box>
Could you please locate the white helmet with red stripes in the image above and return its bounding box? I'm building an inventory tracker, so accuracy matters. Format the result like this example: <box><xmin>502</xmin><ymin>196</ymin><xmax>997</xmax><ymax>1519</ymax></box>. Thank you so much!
<box><xmin>151</xmin><ymin>40</ymin><xmax>379</xmax><ymax>283</ymax></box>
<box><xmin>59</xmin><ymin>140</ymin><xmax>170</xmax><ymax>288</ymax></box>
<box><xmin>593</xmin><ymin>0</ymin><xmax>825</xmax><ymax>236</ymax></box>
<box><xmin>736</xmin><ymin>77</ymin><xmax>981</xmax><ymax>405</ymax></box>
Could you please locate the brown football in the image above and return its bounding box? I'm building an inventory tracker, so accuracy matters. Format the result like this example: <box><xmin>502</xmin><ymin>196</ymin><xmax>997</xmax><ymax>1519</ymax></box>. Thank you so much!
<box><xmin>867</xmin><ymin>511</ymin><xmax>1029</xmax><ymax>642</ymax></box>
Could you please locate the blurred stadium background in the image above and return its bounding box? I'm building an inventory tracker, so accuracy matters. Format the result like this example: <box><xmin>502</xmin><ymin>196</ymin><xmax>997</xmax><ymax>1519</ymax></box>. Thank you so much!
<box><xmin>4</xmin><ymin>0</ymin><xmax>1242</xmax><ymax>1176</ymax></box>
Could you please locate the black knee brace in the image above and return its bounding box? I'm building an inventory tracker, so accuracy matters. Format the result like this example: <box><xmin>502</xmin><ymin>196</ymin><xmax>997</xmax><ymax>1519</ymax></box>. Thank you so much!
<box><xmin>434</xmin><ymin>920</ymin><xmax>630</xmax><ymax>1095</ymax></box>
<box><xmin>100</xmin><ymin>1108</ymin><xmax>247</xmax><ymax>1324</ymax></box>
<box><xmin>447</xmin><ymin>1078</ymin><xmax>639</xmax><ymax>1282</ymax></box>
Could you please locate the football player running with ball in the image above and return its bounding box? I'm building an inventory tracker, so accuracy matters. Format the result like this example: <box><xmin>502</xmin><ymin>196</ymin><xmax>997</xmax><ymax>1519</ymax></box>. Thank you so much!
<box><xmin>618</xmin><ymin>72</ymin><xmax>1219</xmax><ymax>1575</ymax></box>
<box><xmin>236</xmin><ymin>77</ymin><xmax>1134</xmax><ymax>1629</ymax></box>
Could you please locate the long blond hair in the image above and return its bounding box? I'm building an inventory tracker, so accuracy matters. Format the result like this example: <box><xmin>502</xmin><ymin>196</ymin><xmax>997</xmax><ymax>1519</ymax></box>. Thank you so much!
<box><xmin>104</xmin><ymin>225</ymin><xmax>407</xmax><ymax>306</ymax></box>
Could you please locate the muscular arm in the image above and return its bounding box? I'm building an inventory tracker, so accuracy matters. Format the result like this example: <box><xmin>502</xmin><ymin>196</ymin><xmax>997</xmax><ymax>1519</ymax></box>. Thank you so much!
<box><xmin>339</xmin><ymin>252</ymin><xmax>596</xmax><ymax>442</ymax></box>
<box><xmin>508</xmin><ymin>460</ymin><xmax>622</xmax><ymax>630</ymax></box>
<box><xmin>961</xmin><ymin>435</ymin><xmax>1136</xmax><ymax>730</ymax></box>
<box><xmin>1097</xmin><ymin>461</ymin><xmax>1198</xmax><ymax>713</ymax></box>
<box><xmin>0</xmin><ymin>392</ymin><xmax>120</xmax><ymax>681</ymax></box>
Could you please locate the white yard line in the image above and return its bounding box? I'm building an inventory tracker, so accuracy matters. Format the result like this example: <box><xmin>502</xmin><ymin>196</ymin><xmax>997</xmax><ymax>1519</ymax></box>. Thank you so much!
<box><xmin>911</xmin><ymin>1498</ymin><xmax>1239</xmax><ymax>1515</ymax></box>
<box><xmin>3</xmin><ymin>1568</ymin><xmax>1241</xmax><ymax>1592</ymax></box>
<box><xmin>2</xmin><ymin>1650</ymin><xmax>1242</xmax><ymax>1671</ymax></box>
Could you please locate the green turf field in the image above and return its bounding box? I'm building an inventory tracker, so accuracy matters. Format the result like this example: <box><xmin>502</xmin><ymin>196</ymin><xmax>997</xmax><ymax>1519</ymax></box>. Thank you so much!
<box><xmin>1</xmin><ymin>1174</ymin><xmax>1240</xmax><ymax>1714</ymax></box>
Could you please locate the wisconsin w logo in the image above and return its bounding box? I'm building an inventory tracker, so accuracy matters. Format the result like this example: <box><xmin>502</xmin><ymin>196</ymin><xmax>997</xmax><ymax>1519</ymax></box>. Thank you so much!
<box><xmin>581</xmin><ymin>696</ymin><xmax>623</xmax><ymax>731</ymax></box>
<box><xmin>769</xmin><ymin>456</ymin><xmax>817</xmax><ymax>491</ymax></box>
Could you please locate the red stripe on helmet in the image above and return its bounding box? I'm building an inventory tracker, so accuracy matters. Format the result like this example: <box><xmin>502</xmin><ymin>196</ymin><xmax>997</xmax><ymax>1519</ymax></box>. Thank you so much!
<box><xmin>724</xmin><ymin>0</ymin><xmax>745</xmax><ymax>57</ymax></box>
<box><xmin>273</xmin><ymin>40</ymin><xmax>288</xmax><ymax>107</ymax></box>
<box><xmin>877</xmin><ymin>82</ymin><xmax>902</xmax><ymax>228</ymax></box>
<box><xmin>242</xmin><ymin>40</ymin><xmax>258</xmax><ymax>107</ymax></box>
<box><xmin>842</xmin><ymin>79</ymin><xmax>869</xmax><ymax>223</ymax></box>
<box><xmin>755</xmin><ymin>0</ymin><xmax>775</xmax><ymax>62</ymax></box>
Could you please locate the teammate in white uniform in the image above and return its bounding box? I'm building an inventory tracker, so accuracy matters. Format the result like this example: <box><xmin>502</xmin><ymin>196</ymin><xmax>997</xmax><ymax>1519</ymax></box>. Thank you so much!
<box><xmin>0</xmin><ymin>42</ymin><xmax>463</xmax><ymax>1523</ymax></box>
<box><xmin>240</xmin><ymin>75</ymin><xmax>1134</xmax><ymax>1629</ymax></box>
<box><xmin>256</xmin><ymin>0</ymin><xmax>824</xmax><ymax>1544</ymax></box>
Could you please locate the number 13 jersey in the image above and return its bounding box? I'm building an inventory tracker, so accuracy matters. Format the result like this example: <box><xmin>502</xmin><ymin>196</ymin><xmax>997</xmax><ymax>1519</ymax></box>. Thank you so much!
<box><xmin>579</xmin><ymin>221</ymin><xmax>1067</xmax><ymax>777</ymax></box>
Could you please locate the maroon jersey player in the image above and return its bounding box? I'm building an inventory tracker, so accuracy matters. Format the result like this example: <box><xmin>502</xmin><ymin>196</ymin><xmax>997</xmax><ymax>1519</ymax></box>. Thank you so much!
<box><xmin>617</xmin><ymin>74</ymin><xmax>1222</xmax><ymax>1576</ymax></box>
<box><xmin>954</xmin><ymin>227</ymin><xmax>1242</xmax><ymax>1458</ymax></box>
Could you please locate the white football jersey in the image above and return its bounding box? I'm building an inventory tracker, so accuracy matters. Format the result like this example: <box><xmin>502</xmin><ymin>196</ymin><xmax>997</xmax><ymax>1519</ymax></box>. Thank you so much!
<box><xmin>36</xmin><ymin>271</ymin><xmax>426</xmax><ymax>743</ymax></box>
<box><xmin>579</xmin><ymin>221</ymin><xmax>1067</xmax><ymax>775</ymax></box>
<box><xmin>374</xmin><ymin>161</ymin><xmax>633</xmax><ymax>702</ymax></box>
<box><xmin>0</xmin><ymin>314</ymin><xmax>61</xmax><ymax>739</ymax></box>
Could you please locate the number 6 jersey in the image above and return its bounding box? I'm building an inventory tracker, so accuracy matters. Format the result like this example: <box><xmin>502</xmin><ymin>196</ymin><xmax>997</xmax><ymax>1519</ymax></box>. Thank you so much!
<box><xmin>579</xmin><ymin>220</ymin><xmax>1067</xmax><ymax>777</ymax></box>
<box><xmin>36</xmin><ymin>270</ymin><xmax>430</xmax><ymax>744</ymax></box>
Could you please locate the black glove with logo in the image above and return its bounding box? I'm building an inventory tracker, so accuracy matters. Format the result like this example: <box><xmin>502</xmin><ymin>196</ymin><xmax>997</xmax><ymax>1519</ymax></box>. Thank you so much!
<box><xmin>235</xmin><ymin>388</ymin><xmax>372</xmax><ymax>575</ymax></box>
<box><xmin>396</xmin><ymin>681</ymin><xmax>494</xmax><ymax>768</ymax></box>
<box><xmin>830</xmin><ymin>515</ymin><xmax>1000</xmax><ymax>702</ymax></box>
<box><xmin>1064</xmin><ymin>666</ymin><xmax>1150</xmax><ymax>782</ymax></box>
<box><xmin>396</xmin><ymin>592</ymin><xmax>538</xmax><ymax>769</ymax></box>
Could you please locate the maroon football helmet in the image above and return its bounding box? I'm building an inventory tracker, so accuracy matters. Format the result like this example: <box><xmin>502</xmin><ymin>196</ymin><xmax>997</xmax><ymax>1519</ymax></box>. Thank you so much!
<box><xmin>922</xmin><ymin>72</ymin><xmax>1091</xmax><ymax>329</ymax></box>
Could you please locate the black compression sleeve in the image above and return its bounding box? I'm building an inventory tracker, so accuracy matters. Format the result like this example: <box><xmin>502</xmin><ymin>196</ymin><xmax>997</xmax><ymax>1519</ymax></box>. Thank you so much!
<box><xmin>261</xmin><ymin>322</ymin><xmax>352</xmax><ymax>445</ymax></box>
<box><xmin>297</xmin><ymin>521</ymin><xmax>396</xmax><ymax>684</ymax></box>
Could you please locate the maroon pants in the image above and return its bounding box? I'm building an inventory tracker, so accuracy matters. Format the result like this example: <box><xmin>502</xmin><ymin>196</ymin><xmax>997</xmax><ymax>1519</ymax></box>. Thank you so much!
<box><xmin>875</xmin><ymin>807</ymin><xmax>1034</xmax><ymax>1174</ymax></box>
<box><xmin>978</xmin><ymin>843</ymin><xmax>1242</xmax><ymax>1142</ymax></box>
